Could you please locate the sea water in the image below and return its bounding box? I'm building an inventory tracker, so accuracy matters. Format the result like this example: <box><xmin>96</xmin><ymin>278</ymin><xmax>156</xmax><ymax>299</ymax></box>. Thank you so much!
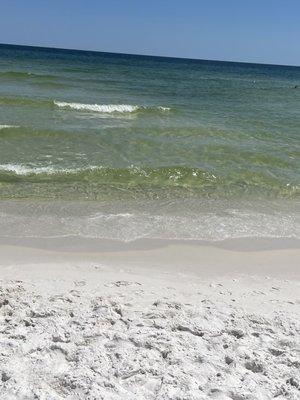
<box><xmin>0</xmin><ymin>44</ymin><xmax>299</xmax><ymax>241</ymax></box>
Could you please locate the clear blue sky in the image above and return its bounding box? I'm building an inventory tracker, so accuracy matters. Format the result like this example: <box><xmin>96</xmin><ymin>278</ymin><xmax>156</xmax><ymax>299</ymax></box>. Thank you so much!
<box><xmin>1</xmin><ymin>0</ymin><xmax>299</xmax><ymax>66</ymax></box>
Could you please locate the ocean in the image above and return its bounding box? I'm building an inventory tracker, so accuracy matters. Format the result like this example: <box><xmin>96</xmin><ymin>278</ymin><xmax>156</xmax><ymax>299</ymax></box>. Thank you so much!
<box><xmin>0</xmin><ymin>43</ymin><xmax>299</xmax><ymax>241</ymax></box>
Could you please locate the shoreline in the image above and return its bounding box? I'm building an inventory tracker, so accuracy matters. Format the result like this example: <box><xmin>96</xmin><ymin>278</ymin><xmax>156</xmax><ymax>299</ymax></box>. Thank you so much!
<box><xmin>0</xmin><ymin>236</ymin><xmax>299</xmax><ymax>278</ymax></box>
<box><xmin>1</xmin><ymin>199</ymin><xmax>298</xmax><ymax>245</ymax></box>
<box><xmin>1</xmin><ymin>235</ymin><xmax>300</xmax><ymax>253</ymax></box>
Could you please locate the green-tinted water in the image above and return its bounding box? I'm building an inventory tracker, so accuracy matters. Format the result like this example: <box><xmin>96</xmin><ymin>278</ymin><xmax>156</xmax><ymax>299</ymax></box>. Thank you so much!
<box><xmin>0</xmin><ymin>44</ymin><xmax>299</xmax><ymax>240</ymax></box>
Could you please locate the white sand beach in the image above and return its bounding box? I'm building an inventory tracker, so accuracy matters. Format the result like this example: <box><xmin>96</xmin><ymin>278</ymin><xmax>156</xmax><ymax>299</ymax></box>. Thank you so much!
<box><xmin>0</xmin><ymin>238</ymin><xmax>299</xmax><ymax>399</ymax></box>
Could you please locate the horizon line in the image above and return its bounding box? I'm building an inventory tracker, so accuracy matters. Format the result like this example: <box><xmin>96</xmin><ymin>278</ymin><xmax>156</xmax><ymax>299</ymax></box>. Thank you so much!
<box><xmin>0</xmin><ymin>42</ymin><xmax>299</xmax><ymax>69</ymax></box>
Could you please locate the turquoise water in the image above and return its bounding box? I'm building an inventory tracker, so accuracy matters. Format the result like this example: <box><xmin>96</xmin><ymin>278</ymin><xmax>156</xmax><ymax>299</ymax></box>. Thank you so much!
<box><xmin>0</xmin><ymin>44</ymin><xmax>299</xmax><ymax>241</ymax></box>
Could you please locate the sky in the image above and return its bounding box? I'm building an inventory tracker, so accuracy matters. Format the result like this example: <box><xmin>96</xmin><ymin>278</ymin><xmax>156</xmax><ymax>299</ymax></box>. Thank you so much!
<box><xmin>0</xmin><ymin>0</ymin><xmax>299</xmax><ymax>66</ymax></box>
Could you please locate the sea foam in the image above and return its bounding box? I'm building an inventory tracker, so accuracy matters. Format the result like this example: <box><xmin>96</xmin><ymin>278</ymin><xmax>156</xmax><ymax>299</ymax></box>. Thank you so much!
<box><xmin>0</xmin><ymin>125</ymin><xmax>20</xmax><ymax>130</ymax></box>
<box><xmin>54</xmin><ymin>101</ymin><xmax>170</xmax><ymax>113</ymax></box>
<box><xmin>0</xmin><ymin>164</ymin><xmax>99</xmax><ymax>175</ymax></box>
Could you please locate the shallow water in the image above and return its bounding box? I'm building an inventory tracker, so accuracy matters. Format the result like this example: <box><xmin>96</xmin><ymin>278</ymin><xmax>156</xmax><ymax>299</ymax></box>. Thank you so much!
<box><xmin>0</xmin><ymin>44</ymin><xmax>299</xmax><ymax>240</ymax></box>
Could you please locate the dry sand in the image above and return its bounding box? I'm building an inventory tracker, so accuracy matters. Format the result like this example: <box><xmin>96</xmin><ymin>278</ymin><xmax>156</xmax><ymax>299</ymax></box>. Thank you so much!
<box><xmin>0</xmin><ymin>238</ymin><xmax>299</xmax><ymax>399</ymax></box>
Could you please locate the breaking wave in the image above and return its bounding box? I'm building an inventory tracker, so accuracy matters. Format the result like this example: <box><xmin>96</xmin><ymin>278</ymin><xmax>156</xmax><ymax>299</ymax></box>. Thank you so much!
<box><xmin>54</xmin><ymin>101</ymin><xmax>170</xmax><ymax>113</ymax></box>
<box><xmin>0</xmin><ymin>125</ymin><xmax>20</xmax><ymax>130</ymax></box>
<box><xmin>0</xmin><ymin>164</ymin><xmax>98</xmax><ymax>176</ymax></box>
<box><xmin>0</xmin><ymin>96</ymin><xmax>171</xmax><ymax>114</ymax></box>
<box><xmin>0</xmin><ymin>164</ymin><xmax>297</xmax><ymax>199</ymax></box>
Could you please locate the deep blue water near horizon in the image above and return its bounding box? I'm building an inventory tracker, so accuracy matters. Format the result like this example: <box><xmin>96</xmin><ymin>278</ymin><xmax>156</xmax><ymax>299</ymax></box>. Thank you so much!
<box><xmin>0</xmin><ymin>43</ymin><xmax>299</xmax><ymax>241</ymax></box>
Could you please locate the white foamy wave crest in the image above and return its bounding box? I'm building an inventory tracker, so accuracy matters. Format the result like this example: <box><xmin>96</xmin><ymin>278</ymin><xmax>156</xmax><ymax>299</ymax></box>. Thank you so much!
<box><xmin>54</xmin><ymin>101</ymin><xmax>170</xmax><ymax>113</ymax></box>
<box><xmin>0</xmin><ymin>164</ymin><xmax>98</xmax><ymax>176</ymax></box>
<box><xmin>0</xmin><ymin>125</ymin><xmax>20</xmax><ymax>130</ymax></box>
